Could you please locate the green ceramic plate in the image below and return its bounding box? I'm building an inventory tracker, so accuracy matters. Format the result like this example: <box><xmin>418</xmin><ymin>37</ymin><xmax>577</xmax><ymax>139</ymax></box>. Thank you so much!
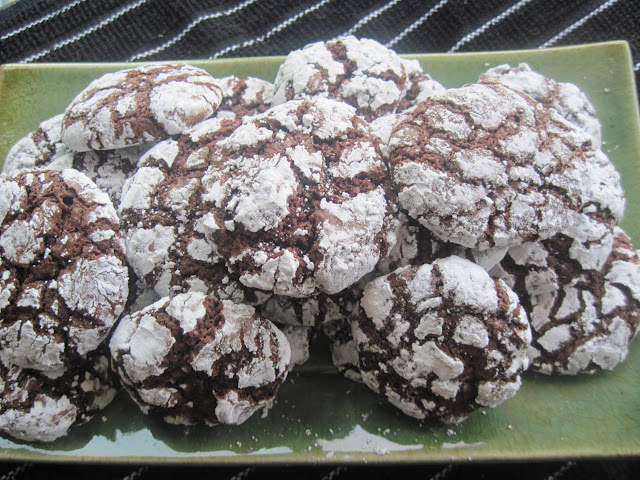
<box><xmin>0</xmin><ymin>41</ymin><xmax>639</xmax><ymax>465</ymax></box>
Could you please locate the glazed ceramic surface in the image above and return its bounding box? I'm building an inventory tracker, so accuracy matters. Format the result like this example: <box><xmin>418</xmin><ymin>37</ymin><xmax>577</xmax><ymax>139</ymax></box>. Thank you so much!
<box><xmin>0</xmin><ymin>41</ymin><xmax>639</xmax><ymax>464</ymax></box>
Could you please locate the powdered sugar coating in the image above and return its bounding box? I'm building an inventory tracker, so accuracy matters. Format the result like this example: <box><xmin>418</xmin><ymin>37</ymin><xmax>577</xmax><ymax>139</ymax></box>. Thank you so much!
<box><xmin>202</xmin><ymin>97</ymin><xmax>397</xmax><ymax>297</ymax></box>
<box><xmin>272</xmin><ymin>36</ymin><xmax>407</xmax><ymax>120</ymax></box>
<box><xmin>2</xmin><ymin>114</ymin><xmax>70</xmax><ymax>176</ymax></box>
<box><xmin>369</xmin><ymin>114</ymin><xmax>398</xmax><ymax>161</ymax></box>
<box><xmin>260</xmin><ymin>294</ymin><xmax>321</xmax><ymax>327</ymax></box>
<box><xmin>0</xmin><ymin>170</ymin><xmax>128</xmax><ymax>372</ymax></box>
<box><xmin>319</xmin><ymin>278</ymin><xmax>371</xmax><ymax>383</ymax></box>
<box><xmin>275</xmin><ymin>323</ymin><xmax>312</xmax><ymax>369</ymax></box>
<box><xmin>317</xmin><ymin>212</ymin><xmax>507</xmax><ymax>383</ymax></box>
<box><xmin>353</xmin><ymin>256</ymin><xmax>531</xmax><ymax>424</ymax></box>
<box><xmin>109</xmin><ymin>292</ymin><xmax>290</xmax><ymax>426</ymax></box>
<box><xmin>491</xmin><ymin>227</ymin><xmax>640</xmax><ymax>375</ymax></box>
<box><xmin>61</xmin><ymin>64</ymin><xmax>223</xmax><ymax>151</ymax></box>
<box><xmin>213</xmin><ymin>76</ymin><xmax>275</xmax><ymax>121</ymax></box>
<box><xmin>0</xmin><ymin>349</ymin><xmax>117</xmax><ymax>442</ymax></box>
<box><xmin>119</xmin><ymin>117</ymin><xmax>254</xmax><ymax>299</ymax></box>
<box><xmin>3</xmin><ymin>114</ymin><xmax>148</xmax><ymax>207</ymax></box>
<box><xmin>378</xmin><ymin>211</ymin><xmax>508</xmax><ymax>275</ymax></box>
<box><xmin>396</xmin><ymin>59</ymin><xmax>446</xmax><ymax>112</ymax></box>
<box><xmin>389</xmin><ymin>82</ymin><xmax>612</xmax><ymax>250</ymax></box>
<box><xmin>481</xmin><ymin>63</ymin><xmax>602</xmax><ymax>148</ymax></box>
<box><xmin>67</xmin><ymin>145</ymin><xmax>150</xmax><ymax>207</ymax></box>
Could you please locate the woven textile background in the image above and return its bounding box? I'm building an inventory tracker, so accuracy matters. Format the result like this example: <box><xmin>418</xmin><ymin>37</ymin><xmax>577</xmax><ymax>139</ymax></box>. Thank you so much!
<box><xmin>0</xmin><ymin>1</ymin><xmax>639</xmax><ymax>479</ymax></box>
<box><xmin>0</xmin><ymin>0</ymin><xmax>638</xmax><ymax>93</ymax></box>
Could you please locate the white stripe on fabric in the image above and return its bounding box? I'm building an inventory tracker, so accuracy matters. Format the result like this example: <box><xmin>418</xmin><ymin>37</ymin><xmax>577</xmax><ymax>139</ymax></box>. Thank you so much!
<box><xmin>129</xmin><ymin>0</ymin><xmax>259</xmax><ymax>61</ymax></box>
<box><xmin>1</xmin><ymin>0</ymin><xmax>88</xmax><ymax>42</ymax></box>
<box><xmin>634</xmin><ymin>60</ymin><xmax>640</xmax><ymax>71</ymax></box>
<box><xmin>344</xmin><ymin>0</ymin><xmax>404</xmax><ymax>36</ymax></box>
<box><xmin>385</xmin><ymin>0</ymin><xmax>449</xmax><ymax>49</ymax></box>
<box><xmin>539</xmin><ymin>0</ymin><xmax>621</xmax><ymax>48</ymax></box>
<box><xmin>210</xmin><ymin>0</ymin><xmax>334</xmax><ymax>59</ymax></box>
<box><xmin>20</xmin><ymin>0</ymin><xmax>148</xmax><ymax>63</ymax></box>
<box><xmin>448</xmin><ymin>0</ymin><xmax>534</xmax><ymax>52</ymax></box>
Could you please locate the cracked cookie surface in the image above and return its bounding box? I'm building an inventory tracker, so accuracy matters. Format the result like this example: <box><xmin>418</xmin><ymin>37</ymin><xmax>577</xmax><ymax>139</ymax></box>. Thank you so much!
<box><xmin>481</xmin><ymin>63</ymin><xmax>602</xmax><ymax>148</ymax></box>
<box><xmin>492</xmin><ymin>227</ymin><xmax>640</xmax><ymax>374</ymax></box>
<box><xmin>61</xmin><ymin>64</ymin><xmax>223</xmax><ymax>151</ymax></box>
<box><xmin>109</xmin><ymin>291</ymin><xmax>290</xmax><ymax>426</ymax></box>
<box><xmin>353</xmin><ymin>255</ymin><xmax>531</xmax><ymax>424</ymax></box>
<box><xmin>272</xmin><ymin>36</ymin><xmax>408</xmax><ymax>121</ymax></box>
<box><xmin>201</xmin><ymin>97</ymin><xmax>398</xmax><ymax>297</ymax></box>
<box><xmin>0</xmin><ymin>169</ymin><xmax>128</xmax><ymax>372</ymax></box>
<box><xmin>0</xmin><ymin>348</ymin><xmax>117</xmax><ymax>443</ymax></box>
<box><xmin>388</xmin><ymin>82</ymin><xmax>614</xmax><ymax>250</ymax></box>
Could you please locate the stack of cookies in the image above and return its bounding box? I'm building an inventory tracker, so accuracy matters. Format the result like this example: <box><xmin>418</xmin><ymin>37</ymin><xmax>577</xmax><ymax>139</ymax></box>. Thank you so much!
<box><xmin>1</xmin><ymin>36</ymin><xmax>638</xmax><ymax>442</ymax></box>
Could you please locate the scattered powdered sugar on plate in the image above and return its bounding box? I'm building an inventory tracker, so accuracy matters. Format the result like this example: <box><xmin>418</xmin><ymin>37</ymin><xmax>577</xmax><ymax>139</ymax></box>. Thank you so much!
<box><xmin>317</xmin><ymin>425</ymin><xmax>423</xmax><ymax>455</ymax></box>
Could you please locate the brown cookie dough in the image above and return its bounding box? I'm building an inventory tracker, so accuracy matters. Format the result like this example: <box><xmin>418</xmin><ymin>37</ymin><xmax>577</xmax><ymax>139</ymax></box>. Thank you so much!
<box><xmin>61</xmin><ymin>64</ymin><xmax>223</xmax><ymax>151</ymax></box>
<box><xmin>353</xmin><ymin>256</ymin><xmax>531</xmax><ymax>424</ymax></box>
<box><xmin>272</xmin><ymin>36</ymin><xmax>408</xmax><ymax>120</ymax></box>
<box><xmin>201</xmin><ymin>97</ymin><xmax>398</xmax><ymax>297</ymax></box>
<box><xmin>214</xmin><ymin>76</ymin><xmax>275</xmax><ymax>121</ymax></box>
<box><xmin>491</xmin><ymin>227</ymin><xmax>640</xmax><ymax>375</ymax></box>
<box><xmin>109</xmin><ymin>292</ymin><xmax>290</xmax><ymax>426</ymax></box>
<box><xmin>2</xmin><ymin>114</ymin><xmax>70</xmax><ymax>176</ymax></box>
<box><xmin>0</xmin><ymin>169</ymin><xmax>129</xmax><ymax>372</ymax></box>
<box><xmin>0</xmin><ymin>348</ymin><xmax>117</xmax><ymax>443</ymax></box>
<box><xmin>3</xmin><ymin>112</ymin><xmax>153</xmax><ymax>207</ymax></box>
<box><xmin>118</xmin><ymin>117</ymin><xmax>237</xmax><ymax>298</ymax></box>
<box><xmin>481</xmin><ymin>63</ymin><xmax>602</xmax><ymax>148</ymax></box>
<box><xmin>396</xmin><ymin>58</ymin><xmax>446</xmax><ymax>112</ymax></box>
<box><xmin>388</xmin><ymin>82</ymin><xmax>617</xmax><ymax>250</ymax></box>
<box><xmin>319</xmin><ymin>281</ymin><xmax>368</xmax><ymax>383</ymax></box>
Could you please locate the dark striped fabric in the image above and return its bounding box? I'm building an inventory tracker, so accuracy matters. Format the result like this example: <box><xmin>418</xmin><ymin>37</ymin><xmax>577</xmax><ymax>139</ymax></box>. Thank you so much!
<box><xmin>0</xmin><ymin>0</ymin><xmax>638</xmax><ymax>90</ymax></box>
<box><xmin>0</xmin><ymin>1</ymin><xmax>639</xmax><ymax>479</ymax></box>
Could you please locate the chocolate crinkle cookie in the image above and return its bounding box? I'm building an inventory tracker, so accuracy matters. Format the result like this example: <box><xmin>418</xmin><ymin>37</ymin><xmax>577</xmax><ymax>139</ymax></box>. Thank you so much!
<box><xmin>319</xmin><ymin>212</ymin><xmax>508</xmax><ymax>383</ymax></box>
<box><xmin>272</xmin><ymin>36</ymin><xmax>408</xmax><ymax>121</ymax></box>
<box><xmin>119</xmin><ymin>117</ymin><xmax>238</xmax><ymax>298</ymax></box>
<box><xmin>56</xmin><ymin>144</ymin><xmax>151</xmax><ymax>207</ymax></box>
<box><xmin>353</xmin><ymin>255</ymin><xmax>531</xmax><ymax>424</ymax></box>
<box><xmin>0</xmin><ymin>347</ymin><xmax>117</xmax><ymax>443</ymax></box>
<box><xmin>319</xmin><ymin>280</ymin><xmax>369</xmax><ymax>383</ymax></box>
<box><xmin>201</xmin><ymin>96</ymin><xmax>398</xmax><ymax>298</ymax></box>
<box><xmin>214</xmin><ymin>76</ymin><xmax>275</xmax><ymax>121</ymax></box>
<box><xmin>109</xmin><ymin>291</ymin><xmax>290</xmax><ymax>426</ymax></box>
<box><xmin>2</xmin><ymin>114</ymin><xmax>69</xmax><ymax>176</ymax></box>
<box><xmin>0</xmin><ymin>169</ymin><xmax>129</xmax><ymax>373</ymax></box>
<box><xmin>396</xmin><ymin>59</ymin><xmax>446</xmax><ymax>113</ymax></box>
<box><xmin>481</xmin><ymin>63</ymin><xmax>602</xmax><ymax>149</ymax></box>
<box><xmin>274</xmin><ymin>323</ymin><xmax>312</xmax><ymax>370</ymax></box>
<box><xmin>3</xmin><ymin>112</ymin><xmax>153</xmax><ymax>207</ymax></box>
<box><xmin>119</xmin><ymin>117</ymin><xmax>272</xmax><ymax>305</ymax></box>
<box><xmin>61</xmin><ymin>64</ymin><xmax>223</xmax><ymax>151</ymax></box>
<box><xmin>491</xmin><ymin>227</ymin><xmax>640</xmax><ymax>375</ymax></box>
<box><xmin>388</xmin><ymin>81</ymin><xmax>617</xmax><ymax>250</ymax></box>
<box><xmin>378</xmin><ymin>211</ymin><xmax>508</xmax><ymax>276</ymax></box>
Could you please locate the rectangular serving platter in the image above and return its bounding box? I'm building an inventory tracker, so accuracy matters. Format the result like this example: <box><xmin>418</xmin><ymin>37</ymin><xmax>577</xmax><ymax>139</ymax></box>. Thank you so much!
<box><xmin>0</xmin><ymin>41</ymin><xmax>639</xmax><ymax>465</ymax></box>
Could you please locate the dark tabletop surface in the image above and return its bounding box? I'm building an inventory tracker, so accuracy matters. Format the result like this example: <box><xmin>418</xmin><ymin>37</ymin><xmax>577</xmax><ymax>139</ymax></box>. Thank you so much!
<box><xmin>0</xmin><ymin>1</ymin><xmax>639</xmax><ymax>478</ymax></box>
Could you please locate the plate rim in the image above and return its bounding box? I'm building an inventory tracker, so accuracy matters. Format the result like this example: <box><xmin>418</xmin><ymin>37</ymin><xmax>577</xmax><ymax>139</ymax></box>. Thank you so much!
<box><xmin>1</xmin><ymin>40</ymin><xmax>639</xmax><ymax>465</ymax></box>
